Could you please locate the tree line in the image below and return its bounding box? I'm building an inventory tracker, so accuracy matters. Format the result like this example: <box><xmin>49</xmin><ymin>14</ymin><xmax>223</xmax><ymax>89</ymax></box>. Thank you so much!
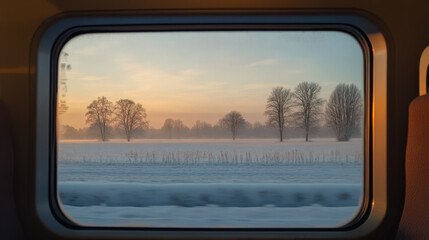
<box><xmin>264</xmin><ymin>82</ymin><xmax>362</xmax><ymax>142</ymax></box>
<box><xmin>59</xmin><ymin>119</ymin><xmax>343</xmax><ymax>140</ymax></box>
<box><xmin>84</xmin><ymin>98</ymin><xmax>148</xmax><ymax>142</ymax></box>
<box><xmin>70</xmin><ymin>82</ymin><xmax>362</xmax><ymax>142</ymax></box>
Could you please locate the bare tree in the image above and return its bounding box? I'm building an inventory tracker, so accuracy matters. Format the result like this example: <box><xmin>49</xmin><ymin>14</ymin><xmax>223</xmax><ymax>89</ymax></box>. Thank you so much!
<box><xmin>160</xmin><ymin>119</ymin><xmax>190</xmax><ymax>138</ymax></box>
<box><xmin>325</xmin><ymin>83</ymin><xmax>363</xmax><ymax>141</ymax></box>
<box><xmin>292</xmin><ymin>82</ymin><xmax>325</xmax><ymax>142</ymax></box>
<box><xmin>162</xmin><ymin>118</ymin><xmax>175</xmax><ymax>139</ymax></box>
<box><xmin>173</xmin><ymin>119</ymin><xmax>189</xmax><ymax>138</ymax></box>
<box><xmin>114</xmin><ymin>99</ymin><xmax>148</xmax><ymax>142</ymax></box>
<box><xmin>192</xmin><ymin>120</ymin><xmax>212</xmax><ymax>138</ymax></box>
<box><xmin>85</xmin><ymin>96</ymin><xmax>113</xmax><ymax>141</ymax></box>
<box><xmin>265</xmin><ymin>86</ymin><xmax>294</xmax><ymax>142</ymax></box>
<box><xmin>219</xmin><ymin>111</ymin><xmax>246</xmax><ymax>141</ymax></box>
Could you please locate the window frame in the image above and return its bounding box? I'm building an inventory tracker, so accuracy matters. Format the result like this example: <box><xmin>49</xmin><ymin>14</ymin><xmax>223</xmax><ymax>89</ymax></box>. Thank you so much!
<box><xmin>33</xmin><ymin>12</ymin><xmax>387</xmax><ymax>239</ymax></box>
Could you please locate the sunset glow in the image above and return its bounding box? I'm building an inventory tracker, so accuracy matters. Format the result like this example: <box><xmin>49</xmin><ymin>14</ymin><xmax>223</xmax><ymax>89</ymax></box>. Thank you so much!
<box><xmin>58</xmin><ymin>31</ymin><xmax>363</xmax><ymax>129</ymax></box>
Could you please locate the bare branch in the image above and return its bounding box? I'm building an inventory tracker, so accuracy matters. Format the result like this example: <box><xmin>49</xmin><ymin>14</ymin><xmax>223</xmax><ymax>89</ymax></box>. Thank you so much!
<box><xmin>292</xmin><ymin>82</ymin><xmax>325</xmax><ymax>142</ymax></box>
<box><xmin>85</xmin><ymin>96</ymin><xmax>113</xmax><ymax>141</ymax></box>
<box><xmin>114</xmin><ymin>99</ymin><xmax>148</xmax><ymax>142</ymax></box>
<box><xmin>325</xmin><ymin>83</ymin><xmax>362</xmax><ymax>141</ymax></box>
<box><xmin>219</xmin><ymin>111</ymin><xmax>246</xmax><ymax>141</ymax></box>
<box><xmin>264</xmin><ymin>86</ymin><xmax>293</xmax><ymax>142</ymax></box>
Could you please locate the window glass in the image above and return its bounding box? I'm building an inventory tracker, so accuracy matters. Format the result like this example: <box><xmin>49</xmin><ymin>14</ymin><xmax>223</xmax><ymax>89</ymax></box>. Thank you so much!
<box><xmin>57</xmin><ymin>31</ymin><xmax>365</xmax><ymax>228</ymax></box>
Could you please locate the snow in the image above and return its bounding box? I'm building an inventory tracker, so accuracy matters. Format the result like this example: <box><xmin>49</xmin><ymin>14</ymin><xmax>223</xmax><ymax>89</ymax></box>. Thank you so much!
<box><xmin>56</xmin><ymin>138</ymin><xmax>364</xmax><ymax>228</ymax></box>
<box><xmin>58</xmin><ymin>182</ymin><xmax>362</xmax><ymax>207</ymax></box>
<box><xmin>62</xmin><ymin>205</ymin><xmax>359</xmax><ymax>228</ymax></box>
<box><xmin>58</xmin><ymin>162</ymin><xmax>362</xmax><ymax>184</ymax></box>
<box><xmin>58</xmin><ymin>138</ymin><xmax>363</xmax><ymax>165</ymax></box>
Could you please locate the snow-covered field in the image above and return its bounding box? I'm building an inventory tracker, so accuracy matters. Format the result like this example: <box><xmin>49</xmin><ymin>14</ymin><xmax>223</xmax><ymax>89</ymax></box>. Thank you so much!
<box><xmin>58</xmin><ymin>138</ymin><xmax>363</xmax><ymax>165</ymax></box>
<box><xmin>63</xmin><ymin>205</ymin><xmax>359</xmax><ymax>228</ymax></box>
<box><xmin>57</xmin><ymin>138</ymin><xmax>364</xmax><ymax>228</ymax></box>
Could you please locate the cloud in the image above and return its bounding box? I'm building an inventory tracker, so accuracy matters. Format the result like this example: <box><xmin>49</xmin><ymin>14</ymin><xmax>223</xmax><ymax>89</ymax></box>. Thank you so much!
<box><xmin>286</xmin><ymin>69</ymin><xmax>302</xmax><ymax>74</ymax></box>
<box><xmin>67</xmin><ymin>71</ymin><xmax>103</xmax><ymax>82</ymax></box>
<box><xmin>244</xmin><ymin>83</ymin><xmax>291</xmax><ymax>90</ymax></box>
<box><xmin>75</xmin><ymin>47</ymin><xmax>97</xmax><ymax>55</ymax></box>
<box><xmin>247</xmin><ymin>59</ymin><xmax>278</xmax><ymax>67</ymax></box>
<box><xmin>72</xmin><ymin>41</ymin><xmax>113</xmax><ymax>56</ymax></box>
<box><xmin>181</xmin><ymin>69</ymin><xmax>203</xmax><ymax>76</ymax></box>
<box><xmin>80</xmin><ymin>76</ymin><xmax>104</xmax><ymax>82</ymax></box>
<box><xmin>118</xmin><ymin>61</ymin><xmax>225</xmax><ymax>99</ymax></box>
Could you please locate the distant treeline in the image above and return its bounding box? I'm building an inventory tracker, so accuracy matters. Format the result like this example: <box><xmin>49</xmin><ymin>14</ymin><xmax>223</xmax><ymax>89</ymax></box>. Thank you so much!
<box><xmin>58</xmin><ymin>121</ymin><xmax>360</xmax><ymax>140</ymax></box>
<box><xmin>59</xmin><ymin>82</ymin><xmax>363</xmax><ymax>141</ymax></box>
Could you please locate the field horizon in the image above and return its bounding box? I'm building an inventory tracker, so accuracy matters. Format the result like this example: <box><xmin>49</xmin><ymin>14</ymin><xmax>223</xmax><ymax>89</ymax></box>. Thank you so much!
<box><xmin>58</xmin><ymin>137</ymin><xmax>363</xmax><ymax>143</ymax></box>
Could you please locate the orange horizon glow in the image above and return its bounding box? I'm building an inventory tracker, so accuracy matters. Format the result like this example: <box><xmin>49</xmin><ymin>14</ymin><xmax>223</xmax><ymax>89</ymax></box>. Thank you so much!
<box><xmin>58</xmin><ymin>31</ymin><xmax>364</xmax><ymax>130</ymax></box>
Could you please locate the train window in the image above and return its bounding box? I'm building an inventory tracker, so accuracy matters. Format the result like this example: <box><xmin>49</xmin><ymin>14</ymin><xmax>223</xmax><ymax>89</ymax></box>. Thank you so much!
<box><xmin>33</xmin><ymin>14</ymin><xmax>388</xmax><ymax>239</ymax></box>
<box><xmin>56</xmin><ymin>30</ymin><xmax>366</xmax><ymax>228</ymax></box>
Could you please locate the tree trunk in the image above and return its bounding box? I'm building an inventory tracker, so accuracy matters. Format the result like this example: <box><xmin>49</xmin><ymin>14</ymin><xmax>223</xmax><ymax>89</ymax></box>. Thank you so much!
<box><xmin>305</xmin><ymin>126</ymin><xmax>309</xmax><ymax>142</ymax></box>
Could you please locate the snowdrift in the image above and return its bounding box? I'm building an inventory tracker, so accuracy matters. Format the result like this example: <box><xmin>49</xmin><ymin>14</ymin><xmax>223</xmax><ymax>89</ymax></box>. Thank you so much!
<box><xmin>58</xmin><ymin>182</ymin><xmax>362</xmax><ymax>208</ymax></box>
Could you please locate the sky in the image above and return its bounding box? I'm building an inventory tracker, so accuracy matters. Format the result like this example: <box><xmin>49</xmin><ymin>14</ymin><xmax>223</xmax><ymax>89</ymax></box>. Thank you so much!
<box><xmin>58</xmin><ymin>31</ymin><xmax>364</xmax><ymax>129</ymax></box>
